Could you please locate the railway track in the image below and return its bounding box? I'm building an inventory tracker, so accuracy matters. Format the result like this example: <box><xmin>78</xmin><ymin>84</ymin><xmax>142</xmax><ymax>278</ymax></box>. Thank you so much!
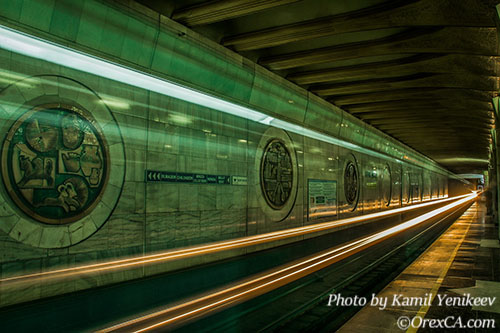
<box><xmin>98</xmin><ymin>194</ymin><xmax>475</xmax><ymax>332</ymax></box>
<box><xmin>272</xmin><ymin>204</ymin><xmax>467</xmax><ymax>333</ymax></box>
<box><xmin>178</xmin><ymin>197</ymin><xmax>471</xmax><ymax>333</ymax></box>
<box><xmin>0</xmin><ymin>195</ymin><xmax>475</xmax><ymax>333</ymax></box>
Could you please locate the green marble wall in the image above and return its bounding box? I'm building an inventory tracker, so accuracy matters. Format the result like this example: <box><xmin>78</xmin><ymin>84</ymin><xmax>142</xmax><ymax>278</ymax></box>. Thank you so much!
<box><xmin>0</xmin><ymin>0</ymin><xmax>453</xmax><ymax>307</ymax></box>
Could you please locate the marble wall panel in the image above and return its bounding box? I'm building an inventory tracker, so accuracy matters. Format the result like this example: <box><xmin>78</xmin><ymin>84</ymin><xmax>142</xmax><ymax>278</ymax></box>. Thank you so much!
<box><xmin>147</xmin><ymin>151</ymin><xmax>177</xmax><ymax>174</ymax></box>
<box><xmin>9</xmin><ymin>52</ymin><xmax>61</xmax><ymax>79</ymax></box>
<box><xmin>174</xmin><ymin>211</ymin><xmax>201</xmax><ymax>243</ymax></box>
<box><xmin>40</xmin><ymin>75</ymin><xmax>60</xmax><ymax>97</ymax></box>
<box><xmin>0</xmin><ymin>232</ymin><xmax>46</xmax><ymax>263</ymax></box>
<box><xmin>67</xmin><ymin>222</ymin><xmax>110</xmax><ymax>254</ymax></box>
<box><xmin>113</xmin><ymin>113</ymin><xmax>148</xmax><ymax>150</ymax></box>
<box><xmin>194</xmin><ymin>156</ymin><xmax>214</xmax><ymax>174</ymax></box>
<box><xmin>98</xmin><ymin>7</ymin><xmax>128</xmax><ymax>59</ymax></box>
<box><xmin>0</xmin><ymin>84</ymin><xmax>25</xmax><ymax>117</ymax></box>
<box><xmin>97</xmin><ymin>78</ymin><xmax>150</xmax><ymax>119</ymax></box>
<box><xmin>199</xmin><ymin>209</ymin><xmax>223</xmax><ymax>242</ymax></box>
<box><xmin>145</xmin><ymin>212</ymin><xmax>176</xmax><ymax>248</ymax></box>
<box><xmin>246</xmin><ymin>208</ymin><xmax>259</xmax><ymax>236</ymax></box>
<box><xmin>198</xmin><ymin>185</ymin><xmax>217</xmax><ymax>211</ymax></box>
<box><xmin>0</xmin><ymin>278</ymin><xmax>41</xmax><ymax>307</ymax></box>
<box><xmin>75</xmin><ymin>0</ymin><xmax>107</xmax><ymax>50</ymax></box>
<box><xmin>146</xmin><ymin>183</ymin><xmax>179</xmax><ymax>213</ymax></box>
<box><xmin>175</xmin><ymin>128</ymin><xmax>198</xmax><ymax>157</ymax></box>
<box><xmin>39</xmin><ymin>255</ymin><xmax>76</xmax><ymax>297</ymax></box>
<box><xmin>16</xmin><ymin>76</ymin><xmax>45</xmax><ymax>103</ymax></box>
<box><xmin>216</xmin><ymin>186</ymin><xmax>235</xmax><ymax>210</ymax></box>
<box><xmin>58</xmin><ymin>76</ymin><xmax>83</xmax><ymax>104</ymax></box>
<box><xmin>120</xmin><ymin>17</ymin><xmax>157</xmax><ymax>68</ymax></box>
<box><xmin>0</xmin><ymin>0</ymin><xmax>22</xmax><ymax>23</ymax></box>
<box><xmin>115</xmin><ymin>181</ymin><xmax>145</xmax><ymax>215</ymax></box>
<box><xmin>220</xmin><ymin>209</ymin><xmax>246</xmax><ymax>238</ymax></box>
<box><xmin>191</xmin><ymin>128</ymin><xmax>210</xmax><ymax>158</ymax></box>
<box><xmin>106</xmin><ymin>214</ymin><xmax>144</xmax><ymax>250</ymax></box>
<box><xmin>178</xmin><ymin>184</ymin><xmax>199</xmax><ymax>212</ymax></box>
<box><xmin>0</xmin><ymin>48</ymin><xmax>12</xmax><ymax>89</ymax></box>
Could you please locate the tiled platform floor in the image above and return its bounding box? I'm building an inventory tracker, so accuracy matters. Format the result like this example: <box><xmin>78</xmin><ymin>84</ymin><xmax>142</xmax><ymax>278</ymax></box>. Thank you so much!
<box><xmin>339</xmin><ymin>200</ymin><xmax>500</xmax><ymax>332</ymax></box>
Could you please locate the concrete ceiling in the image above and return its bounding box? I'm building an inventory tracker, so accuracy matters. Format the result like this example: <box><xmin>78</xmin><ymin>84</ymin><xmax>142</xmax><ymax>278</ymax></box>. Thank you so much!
<box><xmin>136</xmin><ymin>0</ymin><xmax>500</xmax><ymax>174</ymax></box>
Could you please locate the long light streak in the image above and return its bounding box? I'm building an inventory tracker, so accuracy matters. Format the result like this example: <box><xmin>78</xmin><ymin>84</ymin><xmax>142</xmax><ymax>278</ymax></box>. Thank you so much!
<box><xmin>0</xmin><ymin>194</ymin><xmax>468</xmax><ymax>287</ymax></box>
<box><xmin>98</xmin><ymin>193</ymin><xmax>477</xmax><ymax>332</ymax></box>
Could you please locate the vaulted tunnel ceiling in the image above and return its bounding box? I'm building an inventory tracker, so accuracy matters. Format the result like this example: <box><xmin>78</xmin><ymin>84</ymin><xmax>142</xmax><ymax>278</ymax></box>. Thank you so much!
<box><xmin>136</xmin><ymin>0</ymin><xmax>500</xmax><ymax>174</ymax></box>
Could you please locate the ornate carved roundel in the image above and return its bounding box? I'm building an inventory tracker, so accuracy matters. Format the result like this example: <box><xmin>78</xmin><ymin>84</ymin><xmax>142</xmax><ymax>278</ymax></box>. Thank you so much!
<box><xmin>344</xmin><ymin>161</ymin><xmax>359</xmax><ymax>205</ymax></box>
<box><xmin>1</xmin><ymin>103</ymin><xmax>109</xmax><ymax>225</ymax></box>
<box><xmin>260</xmin><ymin>139</ymin><xmax>293</xmax><ymax>209</ymax></box>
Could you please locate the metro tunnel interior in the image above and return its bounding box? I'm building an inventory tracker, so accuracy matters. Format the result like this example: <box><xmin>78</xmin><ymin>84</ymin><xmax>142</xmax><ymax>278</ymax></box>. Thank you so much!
<box><xmin>0</xmin><ymin>0</ymin><xmax>499</xmax><ymax>332</ymax></box>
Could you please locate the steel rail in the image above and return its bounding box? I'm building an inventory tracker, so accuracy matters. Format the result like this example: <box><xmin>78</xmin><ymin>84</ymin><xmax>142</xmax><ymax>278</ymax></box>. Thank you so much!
<box><xmin>97</xmin><ymin>193</ymin><xmax>477</xmax><ymax>332</ymax></box>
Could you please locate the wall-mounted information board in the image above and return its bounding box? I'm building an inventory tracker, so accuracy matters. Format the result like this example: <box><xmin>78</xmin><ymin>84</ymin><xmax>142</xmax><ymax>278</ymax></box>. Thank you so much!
<box><xmin>308</xmin><ymin>179</ymin><xmax>337</xmax><ymax>220</ymax></box>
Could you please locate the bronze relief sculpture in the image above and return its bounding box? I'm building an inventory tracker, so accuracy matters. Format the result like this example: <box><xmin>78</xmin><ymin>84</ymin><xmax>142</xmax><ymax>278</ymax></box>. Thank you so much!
<box><xmin>344</xmin><ymin>161</ymin><xmax>359</xmax><ymax>206</ymax></box>
<box><xmin>260</xmin><ymin>139</ymin><xmax>293</xmax><ymax>209</ymax></box>
<box><xmin>1</xmin><ymin>103</ymin><xmax>109</xmax><ymax>225</ymax></box>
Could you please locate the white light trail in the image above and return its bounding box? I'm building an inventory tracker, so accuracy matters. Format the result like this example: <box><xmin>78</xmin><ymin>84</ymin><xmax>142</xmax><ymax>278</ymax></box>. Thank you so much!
<box><xmin>98</xmin><ymin>193</ymin><xmax>476</xmax><ymax>332</ymax></box>
<box><xmin>0</xmin><ymin>195</ymin><xmax>468</xmax><ymax>287</ymax></box>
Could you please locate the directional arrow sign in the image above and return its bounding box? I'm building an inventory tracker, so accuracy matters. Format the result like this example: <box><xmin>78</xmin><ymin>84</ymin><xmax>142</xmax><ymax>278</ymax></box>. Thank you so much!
<box><xmin>145</xmin><ymin>170</ymin><xmax>235</xmax><ymax>185</ymax></box>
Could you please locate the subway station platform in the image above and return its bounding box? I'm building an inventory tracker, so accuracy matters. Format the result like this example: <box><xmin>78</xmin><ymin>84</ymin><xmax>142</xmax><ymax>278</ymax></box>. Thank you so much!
<box><xmin>0</xmin><ymin>1</ymin><xmax>498</xmax><ymax>332</ymax></box>
<box><xmin>339</xmin><ymin>200</ymin><xmax>500</xmax><ymax>332</ymax></box>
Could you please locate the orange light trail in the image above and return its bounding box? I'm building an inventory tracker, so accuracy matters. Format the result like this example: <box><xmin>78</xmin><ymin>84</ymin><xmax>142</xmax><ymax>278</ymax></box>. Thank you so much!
<box><xmin>0</xmin><ymin>194</ymin><xmax>470</xmax><ymax>287</ymax></box>
<box><xmin>98</xmin><ymin>193</ymin><xmax>476</xmax><ymax>332</ymax></box>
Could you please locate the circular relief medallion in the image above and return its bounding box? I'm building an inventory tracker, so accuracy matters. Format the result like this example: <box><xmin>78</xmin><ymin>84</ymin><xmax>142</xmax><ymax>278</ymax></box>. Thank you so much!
<box><xmin>344</xmin><ymin>161</ymin><xmax>359</xmax><ymax>206</ymax></box>
<box><xmin>1</xmin><ymin>104</ymin><xmax>109</xmax><ymax>225</ymax></box>
<box><xmin>260</xmin><ymin>139</ymin><xmax>293</xmax><ymax>209</ymax></box>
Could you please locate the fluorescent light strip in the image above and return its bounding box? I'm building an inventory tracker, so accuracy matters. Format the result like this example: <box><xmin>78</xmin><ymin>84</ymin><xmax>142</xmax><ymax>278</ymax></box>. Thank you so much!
<box><xmin>0</xmin><ymin>26</ymin><xmax>266</xmax><ymax>123</ymax></box>
<box><xmin>1</xmin><ymin>25</ymin><xmax>410</xmax><ymax>163</ymax></box>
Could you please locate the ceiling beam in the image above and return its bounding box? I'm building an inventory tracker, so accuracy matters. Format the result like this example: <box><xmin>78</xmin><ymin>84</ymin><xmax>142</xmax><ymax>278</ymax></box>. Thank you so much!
<box><xmin>259</xmin><ymin>27</ymin><xmax>498</xmax><ymax>70</ymax></box>
<box><xmin>421</xmin><ymin>144</ymin><xmax>490</xmax><ymax>149</ymax></box>
<box><xmin>396</xmin><ymin>142</ymin><xmax>489</xmax><ymax>149</ymax></box>
<box><xmin>223</xmin><ymin>0</ymin><xmax>497</xmax><ymax>51</ymax></box>
<box><xmin>386</xmin><ymin>126</ymin><xmax>492</xmax><ymax>132</ymax></box>
<box><xmin>378</xmin><ymin>124</ymin><xmax>492</xmax><ymax>133</ymax></box>
<box><xmin>311</xmin><ymin>73</ymin><xmax>498</xmax><ymax>96</ymax></box>
<box><xmin>352</xmin><ymin>107</ymin><xmax>493</xmax><ymax>117</ymax></box>
<box><xmin>423</xmin><ymin>152</ymin><xmax>489</xmax><ymax>158</ymax></box>
<box><xmin>421</xmin><ymin>150</ymin><xmax>490</xmax><ymax>156</ymax></box>
<box><xmin>388</xmin><ymin>128</ymin><xmax>491</xmax><ymax>134</ymax></box>
<box><xmin>397</xmin><ymin>136</ymin><xmax>491</xmax><ymax>140</ymax></box>
<box><xmin>421</xmin><ymin>151</ymin><xmax>489</xmax><ymax>156</ymax></box>
<box><xmin>370</xmin><ymin>122</ymin><xmax>493</xmax><ymax>131</ymax></box>
<box><xmin>393</xmin><ymin>138</ymin><xmax>491</xmax><ymax>143</ymax></box>
<box><xmin>172</xmin><ymin>0</ymin><xmax>301</xmax><ymax>26</ymax></box>
<box><xmin>345</xmin><ymin>99</ymin><xmax>493</xmax><ymax>113</ymax></box>
<box><xmin>418</xmin><ymin>145</ymin><xmax>489</xmax><ymax>151</ymax></box>
<box><xmin>330</xmin><ymin>88</ymin><xmax>495</xmax><ymax>106</ymax></box>
<box><xmin>388</xmin><ymin>133</ymin><xmax>490</xmax><ymax>140</ymax></box>
<box><xmin>402</xmin><ymin>146</ymin><xmax>489</xmax><ymax>152</ymax></box>
<box><xmin>367</xmin><ymin>116</ymin><xmax>494</xmax><ymax>125</ymax></box>
<box><xmin>355</xmin><ymin>109</ymin><xmax>494</xmax><ymax>119</ymax></box>
<box><xmin>288</xmin><ymin>54</ymin><xmax>499</xmax><ymax>85</ymax></box>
